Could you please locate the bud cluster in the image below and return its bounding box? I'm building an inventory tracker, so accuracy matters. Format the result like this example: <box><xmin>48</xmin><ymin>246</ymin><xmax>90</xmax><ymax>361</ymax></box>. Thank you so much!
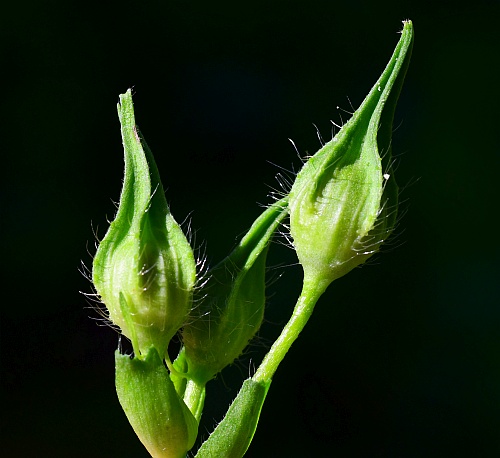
<box><xmin>89</xmin><ymin>20</ymin><xmax>413</xmax><ymax>458</ymax></box>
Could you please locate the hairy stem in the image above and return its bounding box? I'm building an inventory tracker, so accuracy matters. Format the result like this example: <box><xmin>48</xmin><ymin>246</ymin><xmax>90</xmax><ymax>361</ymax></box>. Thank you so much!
<box><xmin>253</xmin><ymin>277</ymin><xmax>329</xmax><ymax>383</ymax></box>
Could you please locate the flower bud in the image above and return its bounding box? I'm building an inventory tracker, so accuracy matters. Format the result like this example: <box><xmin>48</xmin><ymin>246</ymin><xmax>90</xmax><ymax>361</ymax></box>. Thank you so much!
<box><xmin>289</xmin><ymin>21</ymin><xmax>413</xmax><ymax>289</ymax></box>
<box><xmin>93</xmin><ymin>89</ymin><xmax>196</xmax><ymax>357</ymax></box>
<box><xmin>115</xmin><ymin>347</ymin><xmax>198</xmax><ymax>458</ymax></box>
<box><xmin>181</xmin><ymin>198</ymin><xmax>288</xmax><ymax>384</ymax></box>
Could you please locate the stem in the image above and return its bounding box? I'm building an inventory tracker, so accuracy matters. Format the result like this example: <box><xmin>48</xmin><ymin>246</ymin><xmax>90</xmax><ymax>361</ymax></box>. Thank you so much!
<box><xmin>183</xmin><ymin>378</ymin><xmax>206</xmax><ymax>423</ymax></box>
<box><xmin>253</xmin><ymin>277</ymin><xmax>329</xmax><ymax>383</ymax></box>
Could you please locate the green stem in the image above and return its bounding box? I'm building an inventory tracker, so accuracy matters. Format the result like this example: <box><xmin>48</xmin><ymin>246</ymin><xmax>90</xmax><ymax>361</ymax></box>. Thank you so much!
<box><xmin>253</xmin><ymin>277</ymin><xmax>329</xmax><ymax>383</ymax></box>
<box><xmin>183</xmin><ymin>378</ymin><xmax>206</xmax><ymax>423</ymax></box>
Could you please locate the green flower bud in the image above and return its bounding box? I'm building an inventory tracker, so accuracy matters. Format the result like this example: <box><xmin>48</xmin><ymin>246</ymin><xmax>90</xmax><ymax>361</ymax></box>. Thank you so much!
<box><xmin>115</xmin><ymin>347</ymin><xmax>198</xmax><ymax>458</ymax></box>
<box><xmin>181</xmin><ymin>198</ymin><xmax>288</xmax><ymax>384</ymax></box>
<box><xmin>289</xmin><ymin>21</ymin><xmax>413</xmax><ymax>289</ymax></box>
<box><xmin>93</xmin><ymin>89</ymin><xmax>196</xmax><ymax>357</ymax></box>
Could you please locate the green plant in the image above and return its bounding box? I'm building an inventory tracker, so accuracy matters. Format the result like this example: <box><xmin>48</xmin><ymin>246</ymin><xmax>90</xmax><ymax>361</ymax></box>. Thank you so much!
<box><xmin>90</xmin><ymin>20</ymin><xmax>413</xmax><ymax>458</ymax></box>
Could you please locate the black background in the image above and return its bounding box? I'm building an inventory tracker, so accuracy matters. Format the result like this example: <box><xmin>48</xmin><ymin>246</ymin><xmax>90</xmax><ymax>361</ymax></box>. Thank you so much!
<box><xmin>2</xmin><ymin>0</ymin><xmax>500</xmax><ymax>457</ymax></box>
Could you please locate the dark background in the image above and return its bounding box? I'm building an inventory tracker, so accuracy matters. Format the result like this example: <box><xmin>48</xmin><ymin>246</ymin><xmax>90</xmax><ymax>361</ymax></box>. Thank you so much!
<box><xmin>2</xmin><ymin>0</ymin><xmax>500</xmax><ymax>456</ymax></box>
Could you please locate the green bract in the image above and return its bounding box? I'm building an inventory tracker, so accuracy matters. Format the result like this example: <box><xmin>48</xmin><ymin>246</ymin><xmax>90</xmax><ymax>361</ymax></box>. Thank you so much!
<box><xmin>289</xmin><ymin>20</ymin><xmax>413</xmax><ymax>290</ymax></box>
<box><xmin>92</xmin><ymin>90</ymin><xmax>196</xmax><ymax>358</ymax></box>
<box><xmin>194</xmin><ymin>378</ymin><xmax>271</xmax><ymax>458</ymax></box>
<box><xmin>116</xmin><ymin>347</ymin><xmax>198</xmax><ymax>458</ymax></box>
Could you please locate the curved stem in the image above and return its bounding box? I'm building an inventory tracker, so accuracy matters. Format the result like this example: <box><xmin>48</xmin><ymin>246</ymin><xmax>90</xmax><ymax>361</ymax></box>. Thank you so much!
<box><xmin>253</xmin><ymin>277</ymin><xmax>329</xmax><ymax>383</ymax></box>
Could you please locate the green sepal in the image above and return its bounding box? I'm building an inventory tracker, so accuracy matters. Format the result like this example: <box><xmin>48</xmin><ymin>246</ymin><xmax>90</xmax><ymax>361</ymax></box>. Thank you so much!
<box><xmin>93</xmin><ymin>89</ymin><xmax>196</xmax><ymax>357</ymax></box>
<box><xmin>288</xmin><ymin>21</ymin><xmax>414</xmax><ymax>288</ymax></box>
<box><xmin>115</xmin><ymin>347</ymin><xmax>198</xmax><ymax>458</ymax></box>
<box><xmin>182</xmin><ymin>198</ymin><xmax>288</xmax><ymax>384</ymax></box>
<box><xmin>194</xmin><ymin>378</ymin><xmax>271</xmax><ymax>458</ymax></box>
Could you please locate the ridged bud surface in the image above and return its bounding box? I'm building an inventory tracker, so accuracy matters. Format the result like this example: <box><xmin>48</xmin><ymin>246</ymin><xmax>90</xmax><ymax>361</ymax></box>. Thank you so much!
<box><xmin>93</xmin><ymin>90</ymin><xmax>196</xmax><ymax>357</ymax></box>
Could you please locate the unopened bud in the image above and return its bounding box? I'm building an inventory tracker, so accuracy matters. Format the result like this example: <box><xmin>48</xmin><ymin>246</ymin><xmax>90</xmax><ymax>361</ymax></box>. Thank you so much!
<box><xmin>93</xmin><ymin>89</ymin><xmax>196</xmax><ymax>357</ymax></box>
<box><xmin>182</xmin><ymin>199</ymin><xmax>288</xmax><ymax>384</ymax></box>
<box><xmin>289</xmin><ymin>21</ymin><xmax>413</xmax><ymax>289</ymax></box>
